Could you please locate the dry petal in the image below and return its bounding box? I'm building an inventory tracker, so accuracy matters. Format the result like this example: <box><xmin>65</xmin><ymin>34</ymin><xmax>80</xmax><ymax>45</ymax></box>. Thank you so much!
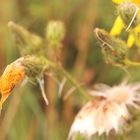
<box><xmin>0</xmin><ymin>60</ymin><xmax>25</xmax><ymax>109</ymax></box>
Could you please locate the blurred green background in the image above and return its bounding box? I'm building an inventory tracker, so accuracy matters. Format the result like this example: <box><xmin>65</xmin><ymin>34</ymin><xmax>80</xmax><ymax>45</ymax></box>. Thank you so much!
<box><xmin>1</xmin><ymin>0</ymin><xmax>140</xmax><ymax>140</ymax></box>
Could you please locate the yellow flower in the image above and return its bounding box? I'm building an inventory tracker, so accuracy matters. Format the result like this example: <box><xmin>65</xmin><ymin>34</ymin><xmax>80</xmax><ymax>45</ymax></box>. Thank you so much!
<box><xmin>112</xmin><ymin>0</ymin><xmax>124</xmax><ymax>4</ymax></box>
<box><xmin>110</xmin><ymin>16</ymin><xmax>124</xmax><ymax>36</ymax></box>
<box><xmin>111</xmin><ymin>0</ymin><xmax>140</xmax><ymax>48</ymax></box>
<box><xmin>0</xmin><ymin>59</ymin><xmax>25</xmax><ymax>109</ymax></box>
<box><xmin>112</xmin><ymin>0</ymin><xmax>140</xmax><ymax>5</ymax></box>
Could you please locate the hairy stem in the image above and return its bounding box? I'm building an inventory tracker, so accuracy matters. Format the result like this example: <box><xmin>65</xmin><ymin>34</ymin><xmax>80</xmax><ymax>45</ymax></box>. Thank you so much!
<box><xmin>47</xmin><ymin>60</ymin><xmax>90</xmax><ymax>100</ymax></box>
<box><xmin>56</xmin><ymin>65</ymin><xmax>90</xmax><ymax>100</ymax></box>
<box><xmin>125</xmin><ymin>59</ymin><xmax>140</xmax><ymax>67</ymax></box>
<box><xmin>119</xmin><ymin>135</ymin><xmax>125</xmax><ymax>140</ymax></box>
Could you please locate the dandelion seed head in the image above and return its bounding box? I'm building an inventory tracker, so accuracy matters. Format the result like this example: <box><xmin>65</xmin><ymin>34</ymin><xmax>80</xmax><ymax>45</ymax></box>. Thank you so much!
<box><xmin>90</xmin><ymin>82</ymin><xmax>140</xmax><ymax>108</ymax></box>
<box><xmin>68</xmin><ymin>99</ymin><xmax>129</xmax><ymax>139</ymax></box>
<box><xmin>68</xmin><ymin>82</ymin><xmax>140</xmax><ymax>139</ymax></box>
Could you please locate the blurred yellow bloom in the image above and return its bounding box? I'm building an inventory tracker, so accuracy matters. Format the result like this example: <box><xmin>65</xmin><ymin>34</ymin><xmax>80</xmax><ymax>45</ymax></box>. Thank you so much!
<box><xmin>129</xmin><ymin>24</ymin><xmax>140</xmax><ymax>47</ymax></box>
<box><xmin>112</xmin><ymin>0</ymin><xmax>124</xmax><ymax>4</ymax></box>
<box><xmin>112</xmin><ymin>0</ymin><xmax>140</xmax><ymax>5</ymax></box>
<box><xmin>127</xmin><ymin>33</ymin><xmax>135</xmax><ymax>47</ymax></box>
<box><xmin>0</xmin><ymin>59</ymin><xmax>25</xmax><ymax>109</ymax></box>
<box><xmin>110</xmin><ymin>16</ymin><xmax>124</xmax><ymax>36</ymax></box>
<box><xmin>111</xmin><ymin>0</ymin><xmax>140</xmax><ymax>48</ymax></box>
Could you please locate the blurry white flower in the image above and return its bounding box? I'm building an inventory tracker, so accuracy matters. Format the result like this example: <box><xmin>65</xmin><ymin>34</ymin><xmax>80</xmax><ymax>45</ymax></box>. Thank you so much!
<box><xmin>68</xmin><ymin>82</ymin><xmax>140</xmax><ymax>140</ymax></box>
<box><xmin>90</xmin><ymin>82</ymin><xmax>140</xmax><ymax>109</ymax></box>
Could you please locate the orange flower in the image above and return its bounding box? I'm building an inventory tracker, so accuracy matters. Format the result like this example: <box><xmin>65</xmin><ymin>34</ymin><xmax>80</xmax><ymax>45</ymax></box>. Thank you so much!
<box><xmin>0</xmin><ymin>59</ymin><xmax>25</xmax><ymax>109</ymax></box>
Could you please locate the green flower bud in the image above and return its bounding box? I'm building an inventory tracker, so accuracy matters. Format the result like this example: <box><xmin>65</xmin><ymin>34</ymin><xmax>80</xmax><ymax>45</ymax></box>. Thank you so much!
<box><xmin>118</xmin><ymin>2</ymin><xmax>140</xmax><ymax>29</ymax></box>
<box><xmin>94</xmin><ymin>28</ymin><xmax>128</xmax><ymax>66</ymax></box>
<box><xmin>8</xmin><ymin>21</ymin><xmax>43</xmax><ymax>55</ymax></box>
<box><xmin>22</xmin><ymin>55</ymin><xmax>50</xmax><ymax>80</ymax></box>
<box><xmin>46</xmin><ymin>20</ymin><xmax>65</xmax><ymax>47</ymax></box>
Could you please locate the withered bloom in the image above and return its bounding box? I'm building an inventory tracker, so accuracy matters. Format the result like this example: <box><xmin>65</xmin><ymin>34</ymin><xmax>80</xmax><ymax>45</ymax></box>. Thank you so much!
<box><xmin>0</xmin><ymin>58</ymin><xmax>25</xmax><ymax>109</ymax></box>
<box><xmin>68</xmin><ymin>82</ymin><xmax>140</xmax><ymax>139</ymax></box>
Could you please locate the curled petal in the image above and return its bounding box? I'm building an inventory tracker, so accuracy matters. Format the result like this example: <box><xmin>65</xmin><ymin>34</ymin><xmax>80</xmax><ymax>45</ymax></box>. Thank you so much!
<box><xmin>0</xmin><ymin>59</ymin><xmax>25</xmax><ymax>108</ymax></box>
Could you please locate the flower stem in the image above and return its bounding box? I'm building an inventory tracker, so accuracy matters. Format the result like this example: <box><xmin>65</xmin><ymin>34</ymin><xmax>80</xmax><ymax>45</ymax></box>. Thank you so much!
<box><xmin>125</xmin><ymin>59</ymin><xmax>140</xmax><ymax>67</ymax></box>
<box><xmin>101</xmin><ymin>135</ymin><xmax>107</xmax><ymax>140</ymax></box>
<box><xmin>47</xmin><ymin>60</ymin><xmax>90</xmax><ymax>100</ymax></box>
<box><xmin>59</xmin><ymin>67</ymin><xmax>89</xmax><ymax>99</ymax></box>
<box><xmin>119</xmin><ymin>135</ymin><xmax>125</xmax><ymax>140</ymax></box>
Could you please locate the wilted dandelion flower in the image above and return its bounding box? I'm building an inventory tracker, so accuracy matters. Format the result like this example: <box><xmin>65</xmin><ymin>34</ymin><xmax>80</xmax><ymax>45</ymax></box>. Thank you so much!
<box><xmin>0</xmin><ymin>58</ymin><xmax>25</xmax><ymax>109</ymax></box>
<box><xmin>68</xmin><ymin>82</ymin><xmax>140</xmax><ymax>139</ymax></box>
